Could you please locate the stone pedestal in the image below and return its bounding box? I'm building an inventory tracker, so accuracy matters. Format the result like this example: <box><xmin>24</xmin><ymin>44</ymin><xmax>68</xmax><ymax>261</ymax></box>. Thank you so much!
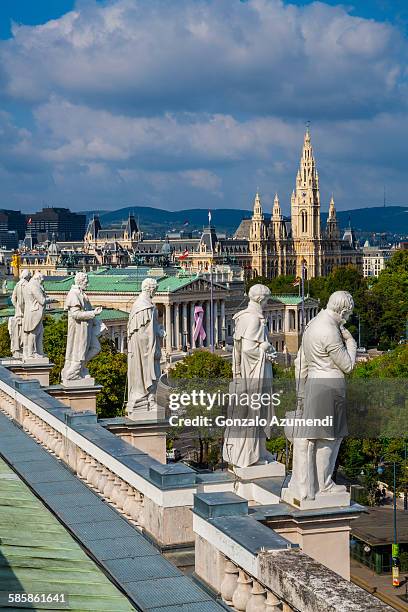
<box><xmin>1</xmin><ymin>358</ymin><xmax>54</xmax><ymax>387</ymax></box>
<box><xmin>281</xmin><ymin>487</ymin><xmax>350</xmax><ymax>510</ymax></box>
<box><xmin>265</xmin><ymin>504</ymin><xmax>364</xmax><ymax>580</ymax></box>
<box><xmin>126</xmin><ymin>397</ymin><xmax>165</xmax><ymax>424</ymax></box>
<box><xmin>231</xmin><ymin>461</ymin><xmax>286</xmax><ymax>481</ymax></box>
<box><xmin>100</xmin><ymin>417</ymin><xmax>168</xmax><ymax>464</ymax></box>
<box><xmin>46</xmin><ymin>379</ymin><xmax>102</xmax><ymax>413</ymax></box>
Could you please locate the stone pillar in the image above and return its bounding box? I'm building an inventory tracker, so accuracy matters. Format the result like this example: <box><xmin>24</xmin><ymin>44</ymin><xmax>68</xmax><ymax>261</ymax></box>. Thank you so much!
<box><xmin>190</xmin><ymin>302</ymin><xmax>196</xmax><ymax>349</ymax></box>
<box><xmin>220</xmin><ymin>300</ymin><xmax>226</xmax><ymax>344</ymax></box>
<box><xmin>2</xmin><ymin>360</ymin><xmax>54</xmax><ymax>387</ymax></box>
<box><xmin>165</xmin><ymin>304</ymin><xmax>172</xmax><ymax>353</ymax></box>
<box><xmin>284</xmin><ymin>309</ymin><xmax>290</xmax><ymax>333</ymax></box>
<box><xmin>205</xmin><ymin>301</ymin><xmax>211</xmax><ymax>348</ymax></box>
<box><xmin>182</xmin><ymin>302</ymin><xmax>188</xmax><ymax>350</ymax></box>
<box><xmin>174</xmin><ymin>303</ymin><xmax>181</xmax><ymax>350</ymax></box>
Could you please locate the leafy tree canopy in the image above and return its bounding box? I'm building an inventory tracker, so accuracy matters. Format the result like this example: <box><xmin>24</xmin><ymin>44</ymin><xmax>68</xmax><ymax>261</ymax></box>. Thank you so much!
<box><xmin>248</xmin><ymin>251</ymin><xmax>408</xmax><ymax>349</ymax></box>
<box><xmin>170</xmin><ymin>349</ymin><xmax>232</xmax><ymax>380</ymax></box>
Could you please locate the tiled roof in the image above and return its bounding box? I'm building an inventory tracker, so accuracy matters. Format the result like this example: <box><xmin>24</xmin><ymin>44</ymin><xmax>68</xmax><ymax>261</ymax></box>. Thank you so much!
<box><xmin>0</xmin><ymin>405</ymin><xmax>226</xmax><ymax>612</ymax></box>
<box><xmin>0</xmin><ymin>455</ymin><xmax>135</xmax><ymax>611</ymax></box>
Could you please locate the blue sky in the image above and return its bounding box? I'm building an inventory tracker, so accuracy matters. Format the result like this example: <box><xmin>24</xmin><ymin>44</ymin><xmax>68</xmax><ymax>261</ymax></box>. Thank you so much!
<box><xmin>0</xmin><ymin>0</ymin><xmax>407</xmax><ymax>214</ymax></box>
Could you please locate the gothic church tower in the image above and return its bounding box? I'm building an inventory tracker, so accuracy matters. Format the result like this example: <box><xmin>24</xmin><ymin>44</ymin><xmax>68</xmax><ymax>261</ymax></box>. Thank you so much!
<box><xmin>291</xmin><ymin>128</ymin><xmax>322</xmax><ymax>278</ymax></box>
<box><xmin>249</xmin><ymin>192</ymin><xmax>268</xmax><ymax>277</ymax></box>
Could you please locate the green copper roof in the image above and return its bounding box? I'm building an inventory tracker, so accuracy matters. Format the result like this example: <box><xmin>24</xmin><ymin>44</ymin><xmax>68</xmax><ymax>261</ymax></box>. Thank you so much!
<box><xmin>272</xmin><ymin>294</ymin><xmax>314</xmax><ymax>305</ymax></box>
<box><xmin>42</xmin><ymin>273</ymin><xmax>200</xmax><ymax>294</ymax></box>
<box><xmin>0</xmin><ymin>458</ymin><xmax>135</xmax><ymax>611</ymax></box>
<box><xmin>0</xmin><ymin>306</ymin><xmax>128</xmax><ymax>323</ymax></box>
<box><xmin>97</xmin><ymin>308</ymin><xmax>129</xmax><ymax>321</ymax></box>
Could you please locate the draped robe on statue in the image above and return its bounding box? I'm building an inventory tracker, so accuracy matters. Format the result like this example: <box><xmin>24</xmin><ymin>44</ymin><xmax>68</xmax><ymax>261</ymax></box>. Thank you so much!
<box><xmin>23</xmin><ymin>277</ymin><xmax>47</xmax><ymax>358</ymax></box>
<box><xmin>61</xmin><ymin>285</ymin><xmax>103</xmax><ymax>382</ymax></box>
<box><xmin>10</xmin><ymin>278</ymin><xmax>28</xmax><ymax>356</ymax></box>
<box><xmin>127</xmin><ymin>294</ymin><xmax>162</xmax><ymax>411</ymax></box>
<box><xmin>222</xmin><ymin>302</ymin><xmax>274</xmax><ymax>468</ymax></box>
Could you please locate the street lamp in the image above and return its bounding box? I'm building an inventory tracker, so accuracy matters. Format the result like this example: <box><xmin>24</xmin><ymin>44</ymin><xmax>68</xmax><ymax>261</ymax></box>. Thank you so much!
<box><xmin>377</xmin><ymin>460</ymin><xmax>400</xmax><ymax>587</ymax></box>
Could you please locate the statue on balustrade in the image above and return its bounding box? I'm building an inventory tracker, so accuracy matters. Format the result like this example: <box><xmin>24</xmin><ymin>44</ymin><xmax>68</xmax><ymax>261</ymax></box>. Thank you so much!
<box><xmin>223</xmin><ymin>283</ymin><xmax>276</xmax><ymax>468</ymax></box>
<box><xmin>61</xmin><ymin>272</ymin><xmax>105</xmax><ymax>384</ymax></box>
<box><xmin>127</xmin><ymin>277</ymin><xmax>166</xmax><ymax>419</ymax></box>
<box><xmin>285</xmin><ymin>291</ymin><xmax>357</xmax><ymax>503</ymax></box>
<box><xmin>9</xmin><ymin>269</ymin><xmax>31</xmax><ymax>358</ymax></box>
<box><xmin>22</xmin><ymin>272</ymin><xmax>51</xmax><ymax>360</ymax></box>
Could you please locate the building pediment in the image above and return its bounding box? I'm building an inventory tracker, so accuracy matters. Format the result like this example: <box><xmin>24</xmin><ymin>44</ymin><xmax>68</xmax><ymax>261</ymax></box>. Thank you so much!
<box><xmin>156</xmin><ymin>275</ymin><xmax>227</xmax><ymax>295</ymax></box>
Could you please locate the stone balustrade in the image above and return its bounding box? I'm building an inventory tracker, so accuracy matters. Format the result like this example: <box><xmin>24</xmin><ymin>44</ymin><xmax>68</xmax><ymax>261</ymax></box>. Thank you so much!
<box><xmin>0</xmin><ymin>363</ymin><xmax>395</xmax><ymax>611</ymax></box>
<box><xmin>0</xmin><ymin>364</ymin><xmax>235</xmax><ymax>549</ymax></box>
<box><xmin>192</xmin><ymin>492</ymin><xmax>393</xmax><ymax>612</ymax></box>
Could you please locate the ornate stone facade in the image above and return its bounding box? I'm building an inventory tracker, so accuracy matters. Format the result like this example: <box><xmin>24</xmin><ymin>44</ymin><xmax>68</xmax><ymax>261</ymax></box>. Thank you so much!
<box><xmin>137</xmin><ymin>129</ymin><xmax>362</xmax><ymax>280</ymax></box>
<box><xmin>243</xmin><ymin>129</ymin><xmax>361</xmax><ymax>280</ymax></box>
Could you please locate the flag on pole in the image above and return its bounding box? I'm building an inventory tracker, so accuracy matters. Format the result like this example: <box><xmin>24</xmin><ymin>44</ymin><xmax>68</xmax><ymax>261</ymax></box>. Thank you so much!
<box><xmin>27</xmin><ymin>218</ymin><xmax>32</xmax><ymax>225</ymax></box>
<box><xmin>177</xmin><ymin>249</ymin><xmax>189</xmax><ymax>260</ymax></box>
<box><xmin>208</xmin><ymin>210</ymin><xmax>212</xmax><ymax>225</ymax></box>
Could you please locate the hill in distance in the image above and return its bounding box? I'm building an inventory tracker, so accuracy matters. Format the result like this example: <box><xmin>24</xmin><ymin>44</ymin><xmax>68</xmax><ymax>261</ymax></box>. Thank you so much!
<box><xmin>82</xmin><ymin>205</ymin><xmax>408</xmax><ymax>237</ymax></box>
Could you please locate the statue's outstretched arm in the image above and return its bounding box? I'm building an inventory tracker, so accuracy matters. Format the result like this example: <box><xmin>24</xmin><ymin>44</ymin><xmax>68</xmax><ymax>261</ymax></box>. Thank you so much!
<box><xmin>69</xmin><ymin>306</ymin><xmax>96</xmax><ymax>322</ymax></box>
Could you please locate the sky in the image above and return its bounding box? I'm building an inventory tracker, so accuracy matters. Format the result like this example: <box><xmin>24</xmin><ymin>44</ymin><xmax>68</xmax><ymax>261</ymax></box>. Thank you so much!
<box><xmin>0</xmin><ymin>0</ymin><xmax>407</xmax><ymax>216</ymax></box>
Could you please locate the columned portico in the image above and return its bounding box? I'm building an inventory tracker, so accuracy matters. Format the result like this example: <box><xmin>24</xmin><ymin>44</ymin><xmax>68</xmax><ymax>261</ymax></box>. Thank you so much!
<box><xmin>213</xmin><ymin>300</ymin><xmax>219</xmax><ymax>346</ymax></box>
<box><xmin>190</xmin><ymin>302</ymin><xmax>196</xmax><ymax>349</ymax></box>
<box><xmin>220</xmin><ymin>300</ymin><xmax>226</xmax><ymax>344</ymax></box>
<box><xmin>205</xmin><ymin>301</ymin><xmax>211</xmax><ymax>348</ymax></box>
<box><xmin>165</xmin><ymin>304</ymin><xmax>172</xmax><ymax>353</ymax></box>
<box><xmin>182</xmin><ymin>302</ymin><xmax>188</xmax><ymax>350</ymax></box>
<box><xmin>174</xmin><ymin>303</ymin><xmax>181</xmax><ymax>350</ymax></box>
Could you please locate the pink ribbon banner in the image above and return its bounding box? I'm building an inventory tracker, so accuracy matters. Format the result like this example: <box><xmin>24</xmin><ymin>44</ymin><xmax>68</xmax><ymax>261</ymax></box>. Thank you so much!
<box><xmin>193</xmin><ymin>305</ymin><xmax>206</xmax><ymax>343</ymax></box>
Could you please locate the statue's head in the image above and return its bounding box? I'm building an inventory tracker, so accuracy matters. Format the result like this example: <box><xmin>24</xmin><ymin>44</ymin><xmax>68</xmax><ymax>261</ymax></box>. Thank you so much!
<box><xmin>20</xmin><ymin>269</ymin><xmax>30</xmax><ymax>281</ymax></box>
<box><xmin>141</xmin><ymin>277</ymin><xmax>158</xmax><ymax>298</ymax></box>
<box><xmin>33</xmin><ymin>271</ymin><xmax>44</xmax><ymax>283</ymax></box>
<box><xmin>75</xmin><ymin>271</ymin><xmax>88</xmax><ymax>290</ymax></box>
<box><xmin>248</xmin><ymin>283</ymin><xmax>271</xmax><ymax>308</ymax></box>
<box><xmin>327</xmin><ymin>291</ymin><xmax>354</xmax><ymax>323</ymax></box>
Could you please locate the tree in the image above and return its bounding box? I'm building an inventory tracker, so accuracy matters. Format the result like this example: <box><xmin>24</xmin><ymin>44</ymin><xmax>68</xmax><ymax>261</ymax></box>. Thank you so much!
<box><xmin>368</xmin><ymin>250</ymin><xmax>408</xmax><ymax>349</ymax></box>
<box><xmin>249</xmin><ymin>252</ymin><xmax>408</xmax><ymax>349</ymax></box>
<box><xmin>171</xmin><ymin>349</ymin><xmax>232</xmax><ymax>380</ymax></box>
<box><xmin>170</xmin><ymin>350</ymin><xmax>232</xmax><ymax>467</ymax></box>
<box><xmin>88</xmin><ymin>338</ymin><xmax>127</xmax><ymax>418</ymax></box>
<box><xmin>353</xmin><ymin>344</ymin><xmax>408</xmax><ymax>378</ymax></box>
<box><xmin>43</xmin><ymin>315</ymin><xmax>68</xmax><ymax>384</ymax></box>
<box><xmin>246</xmin><ymin>274</ymin><xmax>298</xmax><ymax>295</ymax></box>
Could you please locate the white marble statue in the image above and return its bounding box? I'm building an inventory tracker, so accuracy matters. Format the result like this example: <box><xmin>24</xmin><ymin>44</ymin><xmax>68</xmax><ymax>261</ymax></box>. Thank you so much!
<box><xmin>286</xmin><ymin>290</ymin><xmax>357</xmax><ymax>502</ymax></box>
<box><xmin>9</xmin><ymin>269</ymin><xmax>31</xmax><ymax>358</ymax></box>
<box><xmin>61</xmin><ymin>272</ymin><xmax>104</xmax><ymax>385</ymax></box>
<box><xmin>22</xmin><ymin>272</ymin><xmax>50</xmax><ymax>360</ymax></box>
<box><xmin>222</xmin><ymin>284</ymin><xmax>276</xmax><ymax>468</ymax></box>
<box><xmin>126</xmin><ymin>277</ymin><xmax>166</xmax><ymax>418</ymax></box>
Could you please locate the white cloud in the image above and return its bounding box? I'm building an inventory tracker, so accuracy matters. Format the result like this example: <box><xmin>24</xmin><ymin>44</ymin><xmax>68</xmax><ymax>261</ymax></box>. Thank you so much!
<box><xmin>1</xmin><ymin>0</ymin><xmax>406</xmax><ymax>118</ymax></box>
<box><xmin>0</xmin><ymin>0</ymin><xmax>406</xmax><ymax>212</ymax></box>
